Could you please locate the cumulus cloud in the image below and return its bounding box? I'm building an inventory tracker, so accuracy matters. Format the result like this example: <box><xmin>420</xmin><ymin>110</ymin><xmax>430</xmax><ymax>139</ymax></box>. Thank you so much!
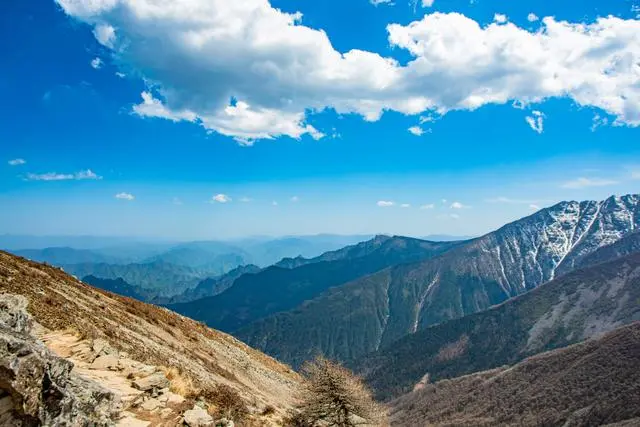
<box><xmin>25</xmin><ymin>169</ymin><xmax>102</xmax><ymax>181</ymax></box>
<box><xmin>420</xmin><ymin>203</ymin><xmax>435</xmax><ymax>209</ymax></box>
<box><xmin>377</xmin><ymin>200</ymin><xmax>395</xmax><ymax>207</ymax></box>
<box><xmin>8</xmin><ymin>159</ymin><xmax>26</xmax><ymax>166</ymax></box>
<box><xmin>56</xmin><ymin>1</ymin><xmax>640</xmax><ymax>142</ymax></box>
<box><xmin>561</xmin><ymin>177</ymin><xmax>619</xmax><ymax>189</ymax></box>
<box><xmin>212</xmin><ymin>194</ymin><xmax>232</xmax><ymax>203</ymax></box>
<box><xmin>527</xmin><ymin>13</ymin><xmax>539</xmax><ymax>22</ymax></box>
<box><xmin>422</xmin><ymin>0</ymin><xmax>435</xmax><ymax>6</ymax></box>
<box><xmin>115</xmin><ymin>192</ymin><xmax>135</xmax><ymax>200</ymax></box>
<box><xmin>90</xmin><ymin>57</ymin><xmax>103</xmax><ymax>69</ymax></box>
<box><xmin>370</xmin><ymin>0</ymin><xmax>394</xmax><ymax>5</ymax></box>
<box><xmin>94</xmin><ymin>24</ymin><xmax>115</xmax><ymax>47</ymax></box>
<box><xmin>408</xmin><ymin>126</ymin><xmax>425</xmax><ymax>136</ymax></box>
<box><xmin>493</xmin><ymin>14</ymin><xmax>508</xmax><ymax>24</ymax></box>
<box><xmin>115</xmin><ymin>72</ymin><xmax>126</xmax><ymax>78</ymax></box>
<box><xmin>525</xmin><ymin>110</ymin><xmax>545</xmax><ymax>133</ymax></box>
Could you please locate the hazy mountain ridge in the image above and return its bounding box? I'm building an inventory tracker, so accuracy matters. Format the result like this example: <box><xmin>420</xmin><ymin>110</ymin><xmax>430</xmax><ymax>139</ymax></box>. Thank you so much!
<box><xmin>169</xmin><ymin>236</ymin><xmax>461</xmax><ymax>333</ymax></box>
<box><xmin>237</xmin><ymin>194</ymin><xmax>640</xmax><ymax>368</ymax></box>
<box><xmin>355</xmin><ymin>249</ymin><xmax>640</xmax><ymax>400</ymax></box>
<box><xmin>389</xmin><ymin>321</ymin><xmax>640</xmax><ymax>426</ymax></box>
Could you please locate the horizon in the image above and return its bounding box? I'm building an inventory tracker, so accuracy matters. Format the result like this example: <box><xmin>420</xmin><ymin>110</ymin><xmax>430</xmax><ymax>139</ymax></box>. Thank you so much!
<box><xmin>2</xmin><ymin>0</ymin><xmax>639</xmax><ymax>239</ymax></box>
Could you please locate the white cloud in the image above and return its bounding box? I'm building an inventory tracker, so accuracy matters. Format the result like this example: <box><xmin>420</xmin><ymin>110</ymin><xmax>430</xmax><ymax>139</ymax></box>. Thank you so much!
<box><xmin>370</xmin><ymin>0</ymin><xmax>394</xmax><ymax>5</ymax></box>
<box><xmin>493</xmin><ymin>14</ymin><xmax>508</xmax><ymax>24</ymax></box>
<box><xmin>94</xmin><ymin>24</ymin><xmax>115</xmax><ymax>47</ymax></box>
<box><xmin>8</xmin><ymin>159</ymin><xmax>26</xmax><ymax>166</ymax></box>
<box><xmin>591</xmin><ymin>113</ymin><xmax>609</xmax><ymax>132</ymax></box>
<box><xmin>450</xmin><ymin>201</ymin><xmax>467</xmax><ymax>209</ymax></box>
<box><xmin>115</xmin><ymin>72</ymin><xmax>126</xmax><ymax>78</ymax></box>
<box><xmin>529</xmin><ymin>204</ymin><xmax>541</xmax><ymax>210</ymax></box>
<box><xmin>527</xmin><ymin>13</ymin><xmax>539</xmax><ymax>22</ymax></box>
<box><xmin>25</xmin><ymin>169</ymin><xmax>102</xmax><ymax>181</ymax></box>
<box><xmin>408</xmin><ymin>126</ymin><xmax>425</xmax><ymax>136</ymax></box>
<box><xmin>239</xmin><ymin>197</ymin><xmax>252</xmax><ymax>203</ymax></box>
<box><xmin>212</xmin><ymin>194</ymin><xmax>232</xmax><ymax>203</ymax></box>
<box><xmin>561</xmin><ymin>177</ymin><xmax>619</xmax><ymax>189</ymax></box>
<box><xmin>115</xmin><ymin>192</ymin><xmax>135</xmax><ymax>201</ymax></box>
<box><xmin>377</xmin><ymin>200</ymin><xmax>395</xmax><ymax>207</ymax></box>
<box><xmin>422</xmin><ymin>0</ymin><xmax>435</xmax><ymax>6</ymax></box>
<box><xmin>420</xmin><ymin>203</ymin><xmax>435</xmax><ymax>209</ymax></box>
<box><xmin>525</xmin><ymin>110</ymin><xmax>545</xmax><ymax>133</ymax></box>
<box><xmin>441</xmin><ymin>199</ymin><xmax>447</xmax><ymax>204</ymax></box>
<box><xmin>401</xmin><ymin>203</ymin><xmax>411</xmax><ymax>208</ymax></box>
<box><xmin>90</xmin><ymin>57</ymin><xmax>103</xmax><ymax>69</ymax></box>
<box><xmin>57</xmin><ymin>2</ymin><xmax>640</xmax><ymax>143</ymax></box>
<box><xmin>290</xmin><ymin>196</ymin><xmax>300</xmax><ymax>202</ymax></box>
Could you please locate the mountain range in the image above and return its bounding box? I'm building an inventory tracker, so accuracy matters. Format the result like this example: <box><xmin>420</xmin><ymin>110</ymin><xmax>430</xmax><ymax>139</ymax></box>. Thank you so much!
<box><xmin>234</xmin><ymin>194</ymin><xmax>640</xmax><ymax>368</ymax></box>
<box><xmin>354</xmin><ymin>235</ymin><xmax>640</xmax><ymax>399</ymax></box>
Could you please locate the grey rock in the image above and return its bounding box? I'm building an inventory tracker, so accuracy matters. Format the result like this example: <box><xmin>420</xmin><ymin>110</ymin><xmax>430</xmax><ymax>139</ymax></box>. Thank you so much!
<box><xmin>132</xmin><ymin>372</ymin><xmax>170</xmax><ymax>391</ymax></box>
<box><xmin>183</xmin><ymin>406</ymin><xmax>214</xmax><ymax>426</ymax></box>
<box><xmin>90</xmin><ymin>354</ymin><xmax>120</xmax><ymax>370</ymax></box>
<box><xmin>0</xmin><ymin>294</ymin><xmax>120</xmax><ymax>426</ymax></box>
<box><xmin>215</xmin><ymin>418</ymin><xmax>234</xmax><ymax>427</ymax></box>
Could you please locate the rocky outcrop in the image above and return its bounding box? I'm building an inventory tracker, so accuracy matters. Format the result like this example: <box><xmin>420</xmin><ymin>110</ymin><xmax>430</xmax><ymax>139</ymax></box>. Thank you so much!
<box><xmin>0</xmin><ymin>294</ymin><xmax>119</xmax><ymax>426</ymax></box>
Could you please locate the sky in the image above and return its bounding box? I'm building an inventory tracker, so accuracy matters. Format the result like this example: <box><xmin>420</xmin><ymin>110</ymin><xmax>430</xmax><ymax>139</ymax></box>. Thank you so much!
<box><xmin>1</xmin><ymin>0</ymin><xmax>639</xmax><ymax>240</ymax></box>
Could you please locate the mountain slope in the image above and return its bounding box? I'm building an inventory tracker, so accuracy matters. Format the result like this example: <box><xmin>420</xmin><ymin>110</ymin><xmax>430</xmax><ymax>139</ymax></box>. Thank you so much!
<box><xmin>169</xmin><ymin>236</ymin><xmax>460</xmax><ymax>332</ymax></box>
<box><xmin>12</xmin><ymin>247</ymin><xmax>122</xmax><ymax>265</ymax></box>
<box><xmin>355</xmin><ymin>251</ymin><xmax>640</xmax><ymax>400</ymax></box>
<box><xmin>0</xmin><ymin>250</ymin><xmax>301</xmax><ymax>422</ymax></box>
<box><xmin>389</xmin><ymin>322</ymin><xmax>640</xmax><ymax>426</ymax></box>
<box><xmin>62</xmin><ymin>260</ymin><xmax>220</xmax><ymax>298</ymax></box>
<box><xmin>237</xmin><ymin>194</ymin><xmax>640</xmax><ymax>368</ymax></box>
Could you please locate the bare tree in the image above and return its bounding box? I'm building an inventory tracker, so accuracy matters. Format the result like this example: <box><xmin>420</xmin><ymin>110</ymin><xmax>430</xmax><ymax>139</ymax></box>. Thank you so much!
<box><xmin>288</xmin><ymin>357</ymin><xmax>388</xmax><ymax>427</ymax></box>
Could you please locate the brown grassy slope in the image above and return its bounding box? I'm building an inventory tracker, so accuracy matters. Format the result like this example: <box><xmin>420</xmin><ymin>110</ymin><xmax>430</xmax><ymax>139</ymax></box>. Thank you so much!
<box><xmin>0</xmin><ymin>251</ymin><xmax>301</xmax><ymax>414</ymax></box>
<box><xmin>389</xmin><ymin>322</ymin><xmax>640</xmax><ymax>427</ymax></box>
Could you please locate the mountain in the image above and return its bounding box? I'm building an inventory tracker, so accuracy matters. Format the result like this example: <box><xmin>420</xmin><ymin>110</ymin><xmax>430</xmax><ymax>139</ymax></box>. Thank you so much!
<box><xmin>82</xmin><ymin>275</ymin><xmax>152</xmax><ymax>301</ymax></box>
<box><xmin>237</xmin><ymin>194</ymin><xmax>640</xmax><ymax>368</ymax></box>
<box><xmin>355</xmin><ymin>250</ymin><xmax>640</xmax><ymax>400</ymax></box>
<box><xmin>169</xmin><ymin>236</ymin><xmax>461</xmax><ymax>333</ymax></box>
<box><xmin>389</xmin><ymin>321</ymin><xmax>640</xmax><ymax>426</ymax></box>
<box><xmin>0</xmin><ymin>250</ymin><xmax>301</xmax><ymax>425</ymax></box>
<box><xmin>143</xmin><ymin>241</ymin><xmax>251</xmax><ymax>269</ymax></box>
<box><xmin>11</xmin><ymin>247</ymin><xmax>124</xmax><ymax>265</ymax></box>
<box><xmin>62</xmin><ymin>260</ymin><xmax>219</xmax><ymax>298</ymax></box>
<box><xmin>162</xmin><ymin>264</ymin><xmax>262</xmax><ymax>304</ymax></box>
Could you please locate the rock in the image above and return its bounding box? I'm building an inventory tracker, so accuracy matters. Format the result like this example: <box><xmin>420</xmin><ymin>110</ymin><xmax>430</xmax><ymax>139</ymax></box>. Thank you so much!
<box><xmin>183</xmin><ymin>407</ymin><xmax>214</xmax><ymax>426</ymax></box>
<box><xmin>132</xmin><ymin>372</ymin><xmax>170</xmax><ymax>391</ymax></box>
<box><xmin>215</xmin><ymin>418</ymin><xmax>234</xmax><ymax>427</ymax></box>
<box><xmin>0</xmin><ymin>294</ymin><xmax>119</xmax><ymax>426</ymax></box>
<box><xmin>140</xmin><ymin>397</ymin><xmax>161</xmax><ymax>411</ymax></box>
<box><xmin>167</xmin><ymin>392</ymin><xmax>185</xmax><ymax>405</ymax></box>
<box><xmin>92</xmin><ymin>338</ymin><xmax>118</xmax><ymax>359</ymax></box>
<box><xmin>90</xmin><ymin>354</ymin><xmax>120</xmax><ymax>370</ymax></box>
<box><xmin>160</xmin><ymin>407</ymin><xmax>174</xmax><ymax>419</ymax></box>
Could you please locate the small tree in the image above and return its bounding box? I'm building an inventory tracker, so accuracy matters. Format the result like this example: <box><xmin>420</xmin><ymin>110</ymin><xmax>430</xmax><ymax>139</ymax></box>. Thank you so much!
<box><xmin>289</xmin><ymin>357</ymin><xmax>387</xmax><ymax>427</ymax></box>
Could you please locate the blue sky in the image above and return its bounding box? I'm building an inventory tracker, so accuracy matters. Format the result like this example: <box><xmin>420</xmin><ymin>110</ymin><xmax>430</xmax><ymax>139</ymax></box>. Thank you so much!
<box><xmin>1</xmin><ymin>0</ymin><xmax>639</xmax><ymax>240</ymax></box>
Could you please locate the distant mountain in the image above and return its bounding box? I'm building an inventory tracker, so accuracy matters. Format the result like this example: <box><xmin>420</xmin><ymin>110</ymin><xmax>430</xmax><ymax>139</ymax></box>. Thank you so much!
<box><xmin>12</xmin><ymin>247</ymin><xmax>123</xmax><ymax>265</ymax></box>
<box><xmin>169</xmin><ymin>236</ymin><xmax>461</xmax><ymax>332</ymax></box>
<box><xmin>420</xmin><ymin>234</ymin><xmax>476</xmax><ymax>242</ymax></box>
<box><xmin>236</xmin><ymin>194</ymin><xmax>640</xmax><ymax>368</ymax></box>
<box><xmin>143</xmin><ymin>241</ymin><xmax>251</xmax><ymax>269</ymax></box>
<box><xmin>161</xmin><ymin>264</ymin><xmax>262</xmax><ymax>304</ymax></box>
<box><xmin>355</xmin><ymin>250</ymin><xmax>640</xmax><ymax>400</ymax></box>
<box><xmin>62</xmin><ymin>260</ymin><xmax>218</xmax><ymax>298</ymax></box>
<box><xmin>82</xmin><ymin>275</ymin><xmax>151</xmax><ymax>301</ymax></box>
<box><xmin>389</xmin><ymin>322</ymin><xmax>640</xmax><ymax>426</ymax></box>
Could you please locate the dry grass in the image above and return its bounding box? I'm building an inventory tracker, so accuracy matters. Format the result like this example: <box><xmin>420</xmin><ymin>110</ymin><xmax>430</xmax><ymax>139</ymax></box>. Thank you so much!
<box><xmin>0</xmin><ymin>251</ymin><xmax>302</xmax><ymax>423</ymax></box>
<box><xmin>390</xmin><ymin>322</ymin><xmax>640</xmax><ymax>426</ymax></box>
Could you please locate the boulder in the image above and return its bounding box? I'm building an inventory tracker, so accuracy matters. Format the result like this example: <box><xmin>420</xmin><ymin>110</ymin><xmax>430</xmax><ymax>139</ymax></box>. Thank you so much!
<box><xmin>183</xmin><ymin>406</ymin><xmax>214</xmax><ymax>426</ymax></box>
<box><xmin>215</xmin><ymin>418</ymin><xmax>235</xmax><ymax>427</ymax></box>
<box><xmin>89</xmin><ymin>354</ymin><xmax>120</xmax><ymax>370</ymax></box>
<box><xmin>132</xmin><ymin>372</ymin><xmax>170</xmax><ymax>391</ymax></box>
<box><xmin>0</xmin><ymin>294</ymin><xmax>120</xmax><ymax>426</ymax></box>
